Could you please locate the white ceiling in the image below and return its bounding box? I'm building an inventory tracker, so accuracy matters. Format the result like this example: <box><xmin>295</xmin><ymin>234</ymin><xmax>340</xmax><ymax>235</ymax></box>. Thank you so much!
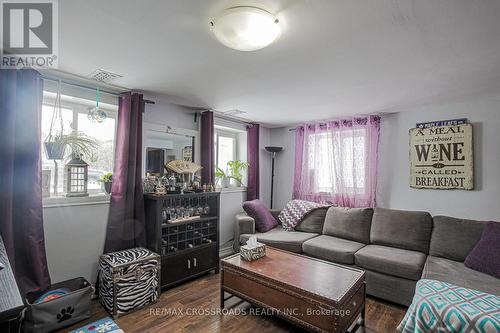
<box><xmin>59</xmin><ymin>0</ymin><xmax>500</xmax><ymax>126</ymax></box>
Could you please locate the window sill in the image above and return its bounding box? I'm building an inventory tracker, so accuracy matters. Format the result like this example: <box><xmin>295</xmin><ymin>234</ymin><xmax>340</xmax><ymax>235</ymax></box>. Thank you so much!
<box><xmin>219</xmin><ymin>187</ymin><xmax>247</xmax><ymax>194</ymax></box>
<box><xmin>43</xmin><ymin>194</ymin><xmax>111</xmax><ymax>208</ymax></box>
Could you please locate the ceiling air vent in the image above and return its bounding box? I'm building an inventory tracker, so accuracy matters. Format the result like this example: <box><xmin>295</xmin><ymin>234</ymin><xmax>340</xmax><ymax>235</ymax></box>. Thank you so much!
<box><xmin>88</xmin><ymin>69</ymin><xmax>123</xmax><ymax>83</ymax></box>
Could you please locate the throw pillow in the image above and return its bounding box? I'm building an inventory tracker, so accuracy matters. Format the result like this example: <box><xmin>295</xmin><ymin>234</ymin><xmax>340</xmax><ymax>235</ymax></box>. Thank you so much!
<box><xmin>242</xmin><ymin>199</ymin><xmax>278</xmax><ymax>233</ymax></box>
<box><xmin>295</xmin><ymin>207</ymin><xmax>329</xmax><ymax>233</ymax></box>
<box><xmin>278</xmin><ymin>200</ymin><xmax>330</xmax><ymax>231</ymax></box>
<box><xmin>464</xmin><ymin>221</ymin><xmax>500</xmax><ymax>278</ymax></box>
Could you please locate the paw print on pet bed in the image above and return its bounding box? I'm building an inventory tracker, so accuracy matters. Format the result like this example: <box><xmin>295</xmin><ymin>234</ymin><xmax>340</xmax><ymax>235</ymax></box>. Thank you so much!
<box><xmin>57</xmin><ymin>306</ymin><xmax>74</xmax><ymax>322</ymax></box>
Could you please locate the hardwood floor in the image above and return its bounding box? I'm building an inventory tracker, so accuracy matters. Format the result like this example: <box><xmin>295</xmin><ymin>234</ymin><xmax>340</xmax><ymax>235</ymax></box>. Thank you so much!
<box><xmin>60</xmin><ymin>273</ymin><xmax>407</xmax><ymax>333</ymax></box>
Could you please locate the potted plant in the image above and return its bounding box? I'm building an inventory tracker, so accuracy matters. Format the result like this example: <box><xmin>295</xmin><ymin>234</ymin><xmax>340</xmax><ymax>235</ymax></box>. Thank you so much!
<box><xmin>100</xmin><ymin>172</ymin><xmax>113</xmax><ymax>194</ymax></box>
<box><xmin>44</xmin><ymin>134</ymin><xmax>67</xmax><ymax>160</ymax></box>
<box><xmin>215</xmin><ymin>167</ymin><xmax>231</xmax><ymax>188</ymax></box>
<box><xmin>227</xmin><ymin>160</ymin><xmax>249</xmax><ymax>187</ymax></box>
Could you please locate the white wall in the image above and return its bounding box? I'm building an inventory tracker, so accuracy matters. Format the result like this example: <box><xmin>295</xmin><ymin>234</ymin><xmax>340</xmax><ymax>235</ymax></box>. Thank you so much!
<box><xmin>43</xmin><ymin>97</ymin><xmax>198</xmax><ymax>283</ymax></box>
<box><xmin>219</xmin><ymin>189</ymin><xmax>247</xmax><ymax>252</ymax></box>
<box><xmin>259</xmin><ymin>126</ymin><xmax>272</xmax><ymax>207</ymax></box>
<box><xmin>269</xmin><ymin>127</ymin><xmax>295</xmax><ymax>210</ymax></box>
<box><xmin>44</xmin><ymin>202</ymin><xmax>109</xmax><ymax>283</ymax></box>
<box><xmin>270</xmin><ymin>96</ymin><xmax>500</xmax><ymax>221</ymax></box>
<box><xmin>377</xmin><ymin>97</ymin><xmax>500</xmax><ymax>220</ymax></box>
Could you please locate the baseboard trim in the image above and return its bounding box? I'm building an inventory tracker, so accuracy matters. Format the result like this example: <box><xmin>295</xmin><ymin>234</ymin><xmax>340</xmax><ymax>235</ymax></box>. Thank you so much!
<box><xmin>219</xmin><ymin>246</ymin><xmax>234</xmax><ymax>258</ymax></box>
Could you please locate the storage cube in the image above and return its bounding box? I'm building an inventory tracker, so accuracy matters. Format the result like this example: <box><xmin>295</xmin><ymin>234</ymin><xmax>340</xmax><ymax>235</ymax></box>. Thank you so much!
<box><xmin>99</xmin><ymin>247</ymin><xmax>160</xmax><ymax>317</ymax></box>
<box><xmin>24</xmin><ymin>277</ymin><xmax>93</xmax><ymax>333</ymax></box>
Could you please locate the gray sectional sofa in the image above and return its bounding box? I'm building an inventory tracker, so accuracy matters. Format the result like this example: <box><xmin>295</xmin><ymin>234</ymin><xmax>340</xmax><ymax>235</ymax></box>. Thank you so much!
<box><xmin>234</xmin><ymin>207</ymin><xmax>500</xmax><ymax>306</ymax></box>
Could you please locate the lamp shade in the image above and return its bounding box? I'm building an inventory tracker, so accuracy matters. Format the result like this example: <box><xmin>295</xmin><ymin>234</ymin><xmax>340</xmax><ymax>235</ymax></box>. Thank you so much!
<box><xmin>265</xmin><ymin>146</ymin><xmax>283</xmax><ymax>153</ymax></box>
<box><xmin>210</xmin><ymin>6</ymin><xmax>281</xmax><ymax>51</ymax></box>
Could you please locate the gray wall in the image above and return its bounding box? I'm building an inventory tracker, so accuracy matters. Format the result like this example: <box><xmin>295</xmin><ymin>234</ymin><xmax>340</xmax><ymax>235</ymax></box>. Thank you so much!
<box><xmin>270</xmin><ymin>96</ymin><xmax>500</xmax><ymax>220</ymax></box>
<box><xmin>377</xmin><ymin>97</ymin><xmax>500</xmax><ymax>220</ymax></box>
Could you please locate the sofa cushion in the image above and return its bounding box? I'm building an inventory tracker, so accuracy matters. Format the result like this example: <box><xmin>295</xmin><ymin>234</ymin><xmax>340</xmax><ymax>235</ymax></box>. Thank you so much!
<box><xmin>242</xmin><ymin>199</ymin><xmax>278</xmax><ymax>232</ymax></box>
<box><xmin>430</xmin><ymin>215</ymin><xmax>486</xmax><ymax>262</ymax></box>
<box><xmin>322</xmin><ymin>207</ymin><xmax>373</xmax><ymax>244</ymax></box>
<box><xmin>240</xmin><ymin>228</ymin><xmax>319</xmax><ymax>253</ymax></box>
<box><xmin>464</xmin><ymin>222</ymin><xmax>500</xmax><ymax>278</ymax></box>
<box><xmin>302</xmin><ymin>235</ymin><xmax>365</xmax><ymax>264</ymax></box>
<box><xmin>354</xmin><ymin>245</ymin><xmax>426</xmax><ymax>280</ymax></box>
<box><xmin>295</xmin><ymin>207</ymin><xmax>328</xmax><ymax>234</ymax></box>
<box><xmin>370</xmin><ymin>208</ymin><xmax>432</xmax><ymax>253</ymax></box>
<box><xmin>423</xmin><ymin>256</ymin><xmax>500</xmax><ymax>296</ymax></box>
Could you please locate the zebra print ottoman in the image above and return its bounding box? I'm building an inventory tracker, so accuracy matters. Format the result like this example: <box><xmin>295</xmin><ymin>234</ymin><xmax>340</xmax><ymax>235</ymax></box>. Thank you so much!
<box><xmin>99</xmin><ymin>247</ymin><xmax>160</xmax><ymax>318</ymax></box>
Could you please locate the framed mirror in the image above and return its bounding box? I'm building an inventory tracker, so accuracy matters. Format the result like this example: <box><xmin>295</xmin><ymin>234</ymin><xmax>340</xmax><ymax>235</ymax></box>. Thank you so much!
<box><xmin>143</xmin><ymin>123</ymin><xmax>199</xmax><ymax>177</ymax></box>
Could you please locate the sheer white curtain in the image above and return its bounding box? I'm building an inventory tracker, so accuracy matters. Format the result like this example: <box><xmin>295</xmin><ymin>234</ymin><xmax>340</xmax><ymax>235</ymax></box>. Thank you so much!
<box><xmin>293</xmin><ymin>116</ymin><xmax>380</xmax><ymax>207</ymax></box>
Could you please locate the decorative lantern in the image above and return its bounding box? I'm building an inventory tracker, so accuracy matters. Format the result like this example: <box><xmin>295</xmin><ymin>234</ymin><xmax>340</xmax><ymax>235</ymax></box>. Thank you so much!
<box><xmin>66</xmin><ymin>154</ymin><xmax>89</xmax><ymax>197</ymax></box>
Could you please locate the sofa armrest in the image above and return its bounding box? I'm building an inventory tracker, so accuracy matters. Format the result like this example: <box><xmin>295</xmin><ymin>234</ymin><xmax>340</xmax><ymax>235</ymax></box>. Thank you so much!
<box><xmin>233</xmin><ymin>213</ymin><xmax>256</xmax><ymax>252</ymax></box>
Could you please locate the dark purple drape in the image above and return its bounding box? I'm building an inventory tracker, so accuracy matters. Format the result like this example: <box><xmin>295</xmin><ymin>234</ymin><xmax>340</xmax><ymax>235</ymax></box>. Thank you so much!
<box><xmin>200</xmin><ymin>111</ymin><xmax>215</xmax><ymax>185</ymax></box>
<box><xmin>104</xmin><ymin>92</ymin><xmax>146</xmax><ymax>253</ymax></box>
<box><xmin>247</xmin><ymin>124</ymin><xmax>260</xmax><ymax>200</ymax></box>
<box><xmin>0</xmin><ymin>69</ymin><xmax>51</xmax><ymax>294</ymax></box>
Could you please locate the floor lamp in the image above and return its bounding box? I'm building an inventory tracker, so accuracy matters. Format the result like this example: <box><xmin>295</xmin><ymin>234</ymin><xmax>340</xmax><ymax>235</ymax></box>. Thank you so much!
<box><xmin>265</xmin><ymin>146</ymin><xmax>283</xmax><ymax>209</ymax></box>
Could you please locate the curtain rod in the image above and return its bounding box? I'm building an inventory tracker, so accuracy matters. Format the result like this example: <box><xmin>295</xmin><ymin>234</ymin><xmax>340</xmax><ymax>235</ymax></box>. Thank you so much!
<box><xmin>211</xmin><ymin>112</ymin><xmax>253</xmax><ymax>126</ymax></box>
<box><xmin>41</xmin><ymin>76</ymin><xmax>155</xmax><ymax>104</ymax></box>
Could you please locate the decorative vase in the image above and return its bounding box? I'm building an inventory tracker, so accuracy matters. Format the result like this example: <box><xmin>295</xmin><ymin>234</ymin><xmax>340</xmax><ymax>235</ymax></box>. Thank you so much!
<box><xmin>104</xmin><ymin>181</ymin><xmax>112</xmax><ymax>194</ymax></box>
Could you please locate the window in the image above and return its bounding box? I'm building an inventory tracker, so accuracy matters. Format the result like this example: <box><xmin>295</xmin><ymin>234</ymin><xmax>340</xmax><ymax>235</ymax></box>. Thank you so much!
<box><xmin>41</xmin><ymin>91</ymin><xmax>117</xmax><ymax>197</ymax></box>
<box><xmin>294</xmin><ymin>116</ymin><xmax>380</xmax><ymax>208</ymax></box>
<box><xmin>214</xmin><ymin>127</ymin><xmax>247</xmax><ymax>187</ymax></box>
<box><xmin>215</xmin><ymin>130</ymin><xmax>237</xmax><ymax>172</ymax></box>
<box><xmin>307</xmin><ymin>130</ymin><xmax>366</xmax><ymax>194</ymax></box>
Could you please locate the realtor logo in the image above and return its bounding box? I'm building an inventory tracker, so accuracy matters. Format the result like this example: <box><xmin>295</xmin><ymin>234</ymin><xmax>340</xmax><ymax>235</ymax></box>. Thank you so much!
<box><xmin>1</xmin><ymin>0</ymin><xmax>58</xmax><ymax>68</ymax></box>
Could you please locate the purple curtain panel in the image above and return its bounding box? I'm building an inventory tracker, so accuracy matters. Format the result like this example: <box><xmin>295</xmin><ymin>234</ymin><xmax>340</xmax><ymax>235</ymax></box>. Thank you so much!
<box><xmin>247</xmin><ymin>124</ymin><xmax>260</xmax><ymax>200</ymax></box>
<box><xmin>0</xmin><ymin>69</ymin><xmax>51</xmax><ymax>294</ymax></box>
<box><xmin>104</xmin><ymin>92</ymin><xmax>147</xmax><ymax>253</ymax></box>
<box><xmin>200</xmin><ymin>111</ymin><xmax>215</xmax><ymax>184</ymax></box>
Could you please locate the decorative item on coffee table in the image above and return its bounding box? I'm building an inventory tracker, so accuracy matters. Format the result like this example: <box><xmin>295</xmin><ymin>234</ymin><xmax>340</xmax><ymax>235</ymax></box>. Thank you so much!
<box><xmin>144</xmin><ymin>192</ymin><xmax>220</xmax><ymax>289</ymax></box>
<box><xmin>240</xmin><ymin>235</ymin><xmax>266</xmax><ymax>261</ymax></box>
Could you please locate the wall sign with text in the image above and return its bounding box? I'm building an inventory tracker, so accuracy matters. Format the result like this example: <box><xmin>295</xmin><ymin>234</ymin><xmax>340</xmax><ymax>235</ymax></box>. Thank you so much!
<box><xmin>409</xmin><ymin>123</ymin><xmax>473</xmax><ymax>190</ymax></box>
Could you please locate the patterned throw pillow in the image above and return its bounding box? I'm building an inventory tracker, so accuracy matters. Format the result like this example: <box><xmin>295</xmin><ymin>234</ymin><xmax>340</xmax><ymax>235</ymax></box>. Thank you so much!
<box><xmin>279</xmin><ymin>200</ymin><xmax>330</xmax><ymax>231</ymax></box>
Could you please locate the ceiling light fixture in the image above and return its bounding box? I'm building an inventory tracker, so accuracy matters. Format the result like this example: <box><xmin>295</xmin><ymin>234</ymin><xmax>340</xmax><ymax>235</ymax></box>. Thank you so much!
<box><xmin>210</xmin><ymin>6</ymin><xmax>281</xmax><ymax>51</ymax></box>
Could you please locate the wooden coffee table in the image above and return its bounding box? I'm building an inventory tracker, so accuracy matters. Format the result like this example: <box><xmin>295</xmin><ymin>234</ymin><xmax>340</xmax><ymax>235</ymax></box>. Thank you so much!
<box><xmin>220</xmin><ymin>247</ymin><xmax>366</xmax><ymax>333</ymax></box>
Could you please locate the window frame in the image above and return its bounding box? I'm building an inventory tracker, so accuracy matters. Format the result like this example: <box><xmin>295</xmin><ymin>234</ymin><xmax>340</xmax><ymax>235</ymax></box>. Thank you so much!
<box><xmin>306</xmin><ymin>127</ymin><xmax>368</xmax><ymax>196</ymax></box>
<box><xmin>214</xmin><ymin>128</ymin><xmax>238</xmax><ymax>172</ymax></box>
<box><xmin>41</xmin><ymin>92</ymin><xmax>118</xmax><ymax>202</ymax></box>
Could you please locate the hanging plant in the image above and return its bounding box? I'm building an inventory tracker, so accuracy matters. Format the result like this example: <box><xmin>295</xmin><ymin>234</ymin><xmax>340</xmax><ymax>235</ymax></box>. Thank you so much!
<box><xmin>44</xmin><ymin>80</ymin><xmax>67</xmax><ymax>160</ymax></box>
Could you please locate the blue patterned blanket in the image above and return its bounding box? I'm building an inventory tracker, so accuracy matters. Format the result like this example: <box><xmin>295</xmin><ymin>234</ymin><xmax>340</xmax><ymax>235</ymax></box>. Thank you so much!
<box><xmin>398</xmin><ymin>279</ymin><xmax>500</xmax><ymax>333</ymax></box>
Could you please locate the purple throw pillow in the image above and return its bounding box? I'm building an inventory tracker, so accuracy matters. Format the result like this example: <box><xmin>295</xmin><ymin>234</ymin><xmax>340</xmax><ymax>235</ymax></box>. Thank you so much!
<box><xmin>242</xmin><ymin>199</ymin><xmax>278</xmax><ymax>233</ymax></box>
<box><xmin>464</xmin><ymin>221</ymin><xmax>500</xmax><ymax>279</ymax></box>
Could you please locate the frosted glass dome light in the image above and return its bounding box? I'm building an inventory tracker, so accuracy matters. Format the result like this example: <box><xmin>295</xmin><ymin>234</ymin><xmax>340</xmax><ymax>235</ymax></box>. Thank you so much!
<box><xmin>210</xmin><ymin>6</ymin><xmax>281</xmax><ymax>51</ymax></box>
